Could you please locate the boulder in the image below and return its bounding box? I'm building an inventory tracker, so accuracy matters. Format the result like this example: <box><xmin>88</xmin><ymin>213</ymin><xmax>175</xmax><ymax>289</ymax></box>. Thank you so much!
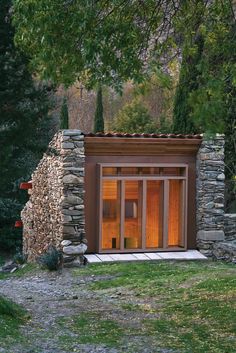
<box><xmin>62</xmin><ymin>174</ymin><xmax>83</xmax><ymax>184</ymax></box>
<box><xmin>62</xmin><ymin>195</ymin><xmax>83</xmax><ymax>205</ymax></box>
<box><xmin>62</xmin><ymin>130</ymin><xmax>82</xmax><ymax>136</ymax></box>
<box><xmin>62</xmin><ymin>142</ymin><xmax>74</xmax><ymax>149</ymax></box>
<box><xmin>63</xmin><ymin>243</ymin><xmax>87</xmax><ymax>255</ymax></box>
<box><xmin>61</xmin><ymin>240</ymin><xmax>72</xmax><ymax>246</ymax></box>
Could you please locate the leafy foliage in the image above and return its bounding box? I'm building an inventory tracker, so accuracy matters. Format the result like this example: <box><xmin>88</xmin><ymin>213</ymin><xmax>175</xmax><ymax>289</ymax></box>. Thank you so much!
<box><xmin>112</xmin><ymin>100</ymin><xmax>157</xmax><ymax>133</ymax></box>
<box><xmin>173</xmin><ymin>1</ymin><xmax>236</xmax><ymax>133</ymax></box>
<box><xmin>101</xmin><ymin>68</ymin><xmax>175</xmax><ymax>132</ymax></box>
<box><xmin>60</xmin><ymin>97</ymin><xmax>69</xmax><ymax>129</ymax></box>
<box><xmin>38</xmin><ymin>246</ymin><xmax>63</xmax><ymax>271</ymax></box>
<box><xmin>188</xmin><ymin>2</ymin><xmax>235</xmax><ymax>133</ymax></box>
<box><xmin>172</xmin><ymin>34</ymin><xmax>204</xmax><ymax>134</ymax></box>
<box><xmin>159</xmin><ymin>115</ymin><xmax>173</xmax><ymax>134</ymax></box>
<box><xmin>0</xmin><ymin>199</ymin><xmax>22</xmax><ymax>250</ymax></box>
<box><xmin>133</xmin><ymin>68</ymin><xmax>175</xmax><ymax>132</ymax></box>
<box><xmin>171</xmin><ymin>0</ymin><xmax>236</xmax><ymax>208</ymax></box>
<box><xmin>0</xmin><ymin>0</ymin><xmax>55</xmax><ymax>252</ymax></box>
<box><xmin>13</xmin><ymin>0</ymin><xmax>185</xmax><ymax>88</ymax></box>
<box><xmin>94</xmin><ymin>84</ymin><xmax>104</xmax><ymax>133</ymax></box>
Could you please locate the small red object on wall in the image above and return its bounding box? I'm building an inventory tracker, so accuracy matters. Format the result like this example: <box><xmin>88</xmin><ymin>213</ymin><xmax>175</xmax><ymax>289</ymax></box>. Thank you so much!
<box><xmin>15</xmin><ymin>220</ymin><xmax>23</xmax><ymax>228</ymax></box>
<box><xmin>20</xmin><ymin>182</ymin><xmax>32</xmax><ymax>190</ymax></box>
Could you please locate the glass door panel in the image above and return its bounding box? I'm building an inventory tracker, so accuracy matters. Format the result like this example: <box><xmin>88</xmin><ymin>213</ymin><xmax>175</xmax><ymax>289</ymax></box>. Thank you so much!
<box><xmin>100</xmin><ymin>166</ymin><xmax>187</xmax><ymax>252</ymax></box>
<box><xmin>102</xmin><ymin>180</ymin><xmax>121</xmax><ymax>250</ymax></box>
<box><xmin>124</xmin><ymin>181</ymin><xmax>142</xmax><ymax>249</ymax></box>
<box><xmin>146</xmin><ymin>181</ymin><xmax>164</xmax><ymax>248</ymax></box>
<box><xmin>168</xmin><ymin>180</ymin><xmax>184</xmax><ymax>247</ymax></box>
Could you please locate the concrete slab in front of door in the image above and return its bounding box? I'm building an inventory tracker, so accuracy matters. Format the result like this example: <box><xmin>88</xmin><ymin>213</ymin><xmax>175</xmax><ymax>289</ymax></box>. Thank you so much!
<box><xmin>132</xmin><ymin>253</ymin><xmax>150</xmax><ymax>261</ymax></box>
<box><xmin>144</xmin><ymin>252</ymin><xmax>162</xmax><ymax>260</ymax></box>
<box><xmin>158</xmin><ymin>250</ymin><xmax>207</xmax><ymax>260</ymax></box>
<box><xmin>85</xmin><ymin>250</ymin><xmax>208</xmax><ymax>263</ymax></box>
<box><xmin>84</xmin><ymin>254</ymin><xmax>102</xmax><ymax>263</ymax></box>
<box><xmin>110</xmin><ymin>254</ymin><xmax>138</xmax><ymax>261</ymax></box>
<box><xmin>96</xmin><ymin>254</ymin><xmax>114</xmax><ymax>262</ymax></box>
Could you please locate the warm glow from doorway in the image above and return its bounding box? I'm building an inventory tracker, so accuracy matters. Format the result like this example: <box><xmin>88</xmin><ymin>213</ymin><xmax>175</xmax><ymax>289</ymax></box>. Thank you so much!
<box><xmin>101</xmin><ymin>166</ymin><xmax>186</xmax><ymax>251</ymax></box>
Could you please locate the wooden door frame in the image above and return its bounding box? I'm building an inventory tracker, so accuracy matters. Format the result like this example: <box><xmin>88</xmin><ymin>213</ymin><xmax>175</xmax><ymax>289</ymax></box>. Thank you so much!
<box><xmin>98</xmin><ymin>163</ymin><xmax>188</xmax><ymax>253</ymax></box>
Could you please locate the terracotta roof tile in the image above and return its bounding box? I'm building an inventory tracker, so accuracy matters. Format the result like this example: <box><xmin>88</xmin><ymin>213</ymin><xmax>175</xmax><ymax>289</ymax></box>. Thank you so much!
<box><xmin>85</xmin><ymin>132</ymin><xmax>202</xmax><ymax>139</ymax></box>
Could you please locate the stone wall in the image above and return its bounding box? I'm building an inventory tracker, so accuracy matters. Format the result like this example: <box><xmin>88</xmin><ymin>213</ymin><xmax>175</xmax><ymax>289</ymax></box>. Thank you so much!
<box><xmin>21</xmin><ymin>130</ymin><xmax>87</xmax><ymax>265</ymax></box>
<box><xmin>60</xmin><ymin>130</ymin><xmax>87</xmax><ymax>265</ymax></box>
<box><xmin>212</xmin><ymin>214</ymin><xmax>236</xmax><ymax>263</ymax></box>
<box><xmin>224</xmin><ymin>213</ymin><xmax>236</xmax><ymax>241</ymax></box>
<box><xmin>212</xmin><ymin>241</ymin><xmax>236</xmax><ymax>263</ymax></box>
<box><xmin>196</xmin><ymin>135</ymin><xmax>225</xmax><ymax>256</ymax></box>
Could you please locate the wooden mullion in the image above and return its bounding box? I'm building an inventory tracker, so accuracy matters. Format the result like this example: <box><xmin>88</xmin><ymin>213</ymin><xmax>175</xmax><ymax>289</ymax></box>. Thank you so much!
<box><xmin>98</xmin><ymin>164</ymin><xmax>103</xmax><ymax>253</ymax></box>
<box><xmin>185</xmin><ymin>166</ymin><xmax>188</xmax><ymax>249</ymax></box>
<box><xmin>99</xmin><ymin>163</ymin><xmax>189</xmax><ymax>168</ymax></box>
<box><xmin>102</xmin><ymin>176</ymin><xmax>187</xmax><ymax>181</ymax></box>
<box><xmin>181</xmin><ymin>180</ymin><xmax>186</xmax><ymax>248</ymax></box>
<box><xmin>163</xmin><ymin>180</ymin><xmax>169</xmax><ymax>249</ymax></box>
<box><xmin>184</xmin><ymin>180</ymin><xmax>188</xmax><ymax>249</ymax></box>
<box><xmin>117</xmin><ymin>180</ymin><xmax>121</xmax><ymax>250</ymax></box>
<box><xmin>120</xmin><ymin>180</ymin><xmax>125</xmax><ymax>251</ymax></box>
<box><xmin>159</xmin><ymin>181</ymin><xmax>164</xmax><ymax>248</ymax></box>
<box><xmin>142</xmin><ymin>180</ymin><xmax>147</xmax><ymax>250</ymax></box>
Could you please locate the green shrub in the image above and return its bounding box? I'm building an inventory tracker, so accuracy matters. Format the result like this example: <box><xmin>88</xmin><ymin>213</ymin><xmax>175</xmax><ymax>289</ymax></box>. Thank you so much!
<box><xmin>0</xmin><ymin>198</ymin><xmax>23</xmax><ymax>252</ymax></box>
<box><xmin>38</xmin><ymin>246</ymin><xmax>63</xmax><ymax>271</ymax></box>
<box><xmin>112</xmin><ymin>100</ymin><xmax>157</xmax><ymax>133</ymax></box>
<box><xmin>13</xmin><ymin>248</ymin><xmax>27</xmax><ymax>265</ymax></box>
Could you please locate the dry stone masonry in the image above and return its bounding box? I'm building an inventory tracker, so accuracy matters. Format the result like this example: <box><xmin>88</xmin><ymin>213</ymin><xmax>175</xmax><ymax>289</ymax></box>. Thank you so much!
<box><xmin>196</xmin><ymin>135</ymin><xmax>236</xmax><ymax>262</ymax></box>
<box><xmin>224</xmin><ymin>214</ymin><xmax>236</xmax><ymax>241</ymax></box>
<box><xmin>21</xmin><ymin>130</ymin><xmax>87</xmax><ymax>266</ymax></box>
<box><xmin>212</xmin><ymin>241</ymin><xmax>236</xmax><ymax>263</ymax></box>
<box><xmin>196</xmin><ymin>135</ymin><xmax>225</xmax><ymax>257</ymax></box>
<box><xmin>211</xmin><ymin>214</ymin><xmax>236</xmax><ymax>263</ymax></box>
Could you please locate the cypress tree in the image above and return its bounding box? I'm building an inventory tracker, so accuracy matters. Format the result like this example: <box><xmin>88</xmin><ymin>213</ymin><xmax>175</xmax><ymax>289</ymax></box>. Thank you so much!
<box><xmin>173</xmin><ymin>2</ymin><xmax>236</xmax><ymax>210</ymax></box>
<box><xmin>60</xmin><ymin>97</ymin><xmax>69</xmax><ymax>129</ymax></box>
<box><xmin>172</xmin><ymin>35</ymin><xmax>204</xmax><ymax>134</ymax></box>
<box><xmin>94</xmin><ymin>84</ymin><xmax>104</xmax><ymax>133</ymax></box>
<box><xmin>0</xmin><ymin>0</ymin><xmax>54</xmax><ymax>252</ymax></box>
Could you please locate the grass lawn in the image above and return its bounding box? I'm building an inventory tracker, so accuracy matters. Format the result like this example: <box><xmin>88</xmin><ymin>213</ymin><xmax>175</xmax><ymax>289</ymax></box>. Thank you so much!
<box><xmin>0</xmin><ymin>260</ymin><xmax>235</xmax><ymax>352</ymax></box>
<box><xmin>0</xmin><ymin>263</ymin><xmax>37</xmax><ymax>280</ymax></box>
<box><xmin>71</xmin><ymin>261</ymin><xmax>236</xmax><ymax>353</ymax></box>
<box><xmin>0</xmin><ymin>295</ymin><xmax>28</xmax><ymax>343</ymax></box>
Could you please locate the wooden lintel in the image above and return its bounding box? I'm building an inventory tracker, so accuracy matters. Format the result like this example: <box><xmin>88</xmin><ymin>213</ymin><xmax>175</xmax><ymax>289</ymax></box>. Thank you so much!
<box><xmin>85</xmin><ymin>137</ymin><xmax>202</xmax><ymax>156</ymax></box>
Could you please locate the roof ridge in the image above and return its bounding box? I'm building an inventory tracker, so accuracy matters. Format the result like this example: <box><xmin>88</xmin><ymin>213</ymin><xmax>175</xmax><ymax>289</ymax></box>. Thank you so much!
<box><xmin>85</xmin><ymin>132</ymin><xmax>202</xmax><ymax>139</ymax></box>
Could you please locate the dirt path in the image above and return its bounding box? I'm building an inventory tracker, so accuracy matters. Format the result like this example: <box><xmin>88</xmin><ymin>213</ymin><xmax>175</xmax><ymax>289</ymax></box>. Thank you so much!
<box><xmin>0</xmin><ymin>268</ymin><xmax>171</xmax><ymax>353</ymax></box>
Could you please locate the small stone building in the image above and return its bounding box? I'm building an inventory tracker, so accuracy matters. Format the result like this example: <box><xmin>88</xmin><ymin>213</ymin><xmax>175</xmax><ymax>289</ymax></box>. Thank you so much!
<box><xmin>21</xmin><ymin>130</ymin><xmax>236</xmax><ymax>265</ymax></box>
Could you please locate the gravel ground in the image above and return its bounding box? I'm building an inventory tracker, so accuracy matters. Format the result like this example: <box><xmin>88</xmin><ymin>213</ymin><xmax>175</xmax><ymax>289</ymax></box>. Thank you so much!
<box><xmin>0</xmin><ymin>268</ymin><xmax>173</xmax><ymax>353</ymax></box>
